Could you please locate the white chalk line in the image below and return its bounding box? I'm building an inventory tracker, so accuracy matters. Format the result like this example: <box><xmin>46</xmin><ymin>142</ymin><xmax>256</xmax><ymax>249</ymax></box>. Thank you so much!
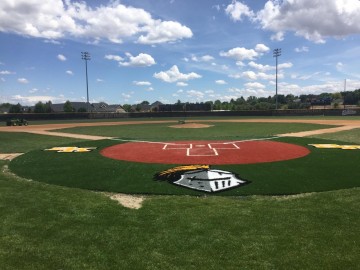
<box><xmin>110</xmin><ymin>136</ymin><xmax>279</xmax><ymax>146</ymax></box>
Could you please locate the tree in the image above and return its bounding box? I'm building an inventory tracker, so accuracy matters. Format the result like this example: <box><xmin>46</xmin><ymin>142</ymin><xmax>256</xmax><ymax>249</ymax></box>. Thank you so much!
<box><xmin>63</xmin><ymin>100</ymin><xmax>74</xmax><ymax>112</ymax></box>
<box><xmin>34</xmin><ymin>101</ymin><xmax>45</xmax><ymax>113</ymax></box>
<box><xmin>44</xmin><ymin>101</ymin><xmax>53</xmax><ymax>113</ymax></box>
<box><xmin>77</xmin><ymin>107</ymin><xmax>87</xmax><ymax>112</ymax></box>
<box><xmin>140</xmin><ymin>101</ymin><xmax>149</xmax><ymax>105</ymax></box>
<box><xmin>122</xmin><ymin>104</ymin><xmax>132</xmax><ymax>112</ymax></box>
<box><xmin>9</xmin><ymin>103</ymin><xmax>22</xmax><ymax>113</ymax></box>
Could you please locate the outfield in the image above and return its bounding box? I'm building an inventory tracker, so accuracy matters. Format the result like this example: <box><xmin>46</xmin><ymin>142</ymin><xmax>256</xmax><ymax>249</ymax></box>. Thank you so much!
<box><xmin>1</xmin><ymin>117</ymin><xmax>360</xmax><ymax>269</ymax></box>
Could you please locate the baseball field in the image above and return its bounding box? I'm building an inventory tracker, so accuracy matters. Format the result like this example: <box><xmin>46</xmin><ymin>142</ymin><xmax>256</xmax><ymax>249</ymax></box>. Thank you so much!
<box><xmin>1</xmin><ymin>116</ymin><xmax>359</xmax><ymax>269</ymax></box>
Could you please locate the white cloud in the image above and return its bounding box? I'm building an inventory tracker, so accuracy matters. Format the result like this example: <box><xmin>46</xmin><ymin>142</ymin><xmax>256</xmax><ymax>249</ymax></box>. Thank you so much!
<box><xmin>244</xmin><ymin>82</ymin><xmax>266</xmax><ymax>89</ymax></box>
<box><xmin>0</xmin><ymin>1</ymin><xmax>192</xmax><ymax>44</ymax></box>
<box><xmin>18</xmin><ymin>78</ymin><xmax>29</xmax><ymax>84</ymax></box>
<box><xmin>66</xmin><ymin>70</ymin><xmax>73</xmax><ymax>75</ymax></box>
<box><xmin>187</xmin><ymin>90</ymin><xmax>205</xmax><ymax>99</ymax></box>
<box><xmin>57</xmin><ymin>54</ymin><xmax>66</xmax><ymax>61</ymax></box>
<box><xmin>105</xmin><ymin>54</ymin><xmax>124</xmax><ymax>62</ymax></box>
<box><xmin>336</xmin><ymin>62</ymin><xmax>344</xmax><ymax>71</ymax></box>
<box><xmin>10</xmin><ymin>95</ymin><xmax>65</xmax><ymax>105</ymax></box>
<box><xmin>119</xmin><ymin>53</ymin><xmax>156</xmax><ymax>67</ymax></box>
<box><xmin>121</xmin><ymin>93</ymin><xmax>132</xmax><ymax>99</ymax></box>
<box><xmin>29</xmin><ymin>88</ymin><xmax>38</xmax><ymax>93</ymax></box>
<box><xmin>215</xmin><ymin>80</ymin><xmax>227</xmax><ymax>85</ymax></box>
<box><xmin>248</xmin><ymin>61</ymin><xmax>273</xmax><ymax>72</ymax></box>
<box><xmin>138</xmin><ymin>20</ymin><xmax>193</xmax><ymax>44</ymax></box>
<box><xmin>230</xmin><ymin>70</ymin><xmax>283</xmax><ymax>81</ymax></box>
<box><xmin>0</xmin><ymin>70</ymin><xmax>15</xmax><ymax>75</ymax></box>
<box><xmin>220</xmin><ymin>47</ymin><xmax>258</xmax><ymax>61</ymax></box>
<box><xmin>295</xmin><ymin>46</ymin><xmax>309</xmax><ymax>53</ymax></box>
<box><xmin>154</xmin><ymin>65</ymin><xmax>201</xmax><ymax>83</ymax></box>
<box><xmin>225</xmin><ymin>1</ymin><xmax>254</xmax><ymax>21</ymax></box>
<box><xmin>255</xmin><ymin>44</ymin><xmax>270</xmax><ymax>53</ymax></box>
<box><xmin>96</xmin><ymin>78</ymin><xmax>104</xmax><ymax>82</ymax></box>
<box><xmin>255</xmin><ymin>0</ymin><xmax>360</xmax><ymax>43</ymax></box>
<box><xmin>133</xmin><ymin>81</ymin><xmax>151</xmax><ymax>86</ymax></box>
<box><xmin>177</xmin><ymin>82</ymin><xmax>188</xmax><ymax>87</ymax></box>
<box><xmin>191</xmin><ymin>55</ymin><xmax>215</xmax><ymax>62</ymax></box>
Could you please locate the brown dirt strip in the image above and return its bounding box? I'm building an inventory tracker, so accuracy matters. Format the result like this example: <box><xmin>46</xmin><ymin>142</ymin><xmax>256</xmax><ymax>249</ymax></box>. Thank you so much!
<box><xmin>0</xmin><ymin>119</ymin><xmax>359</xmax><ymax>140</ymax></box>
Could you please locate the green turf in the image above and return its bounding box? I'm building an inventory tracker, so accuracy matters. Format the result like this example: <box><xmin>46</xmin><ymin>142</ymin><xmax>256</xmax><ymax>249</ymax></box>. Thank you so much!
<box><xmin>1</xmin><ymin>161</ymin><xmax>359</xmax><ymax>269</ymax></box>
<box><xmin>0</xmin><ymin>132</ymin><xmax>85</xmax><ymax>153</ymax></box>
<box><xmin>52</xmin><ymin>122</ymin><xmax>336</xmax><ymax>140</ymax></box>
<box><xmin>2</xmin><ymin>120</ymin><xmax>360</xmax><ymax>269</ymax></box>
<box><xmin>9</xmin><ymin>136</ymin><xmax>360</xmax><ymax>196</ymax></box>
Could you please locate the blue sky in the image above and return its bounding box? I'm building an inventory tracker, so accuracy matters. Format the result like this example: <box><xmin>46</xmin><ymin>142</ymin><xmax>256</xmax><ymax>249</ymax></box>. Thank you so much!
<box><xmin>1</xmin><ymin>0</ymin><xmax>360</xmax><ymax>105</ymax></box>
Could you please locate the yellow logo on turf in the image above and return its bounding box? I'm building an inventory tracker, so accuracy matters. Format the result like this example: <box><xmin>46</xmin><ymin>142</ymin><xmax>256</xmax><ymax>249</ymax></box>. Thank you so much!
<box><xmin>309</xmin><ymin>144</ymin><xmax>360</xmax><ymax>150</ymax></box>
<box><xmin>44</xmin><ymin>147</ymin><xmax>97</xmax><ymax>153</ymax></box>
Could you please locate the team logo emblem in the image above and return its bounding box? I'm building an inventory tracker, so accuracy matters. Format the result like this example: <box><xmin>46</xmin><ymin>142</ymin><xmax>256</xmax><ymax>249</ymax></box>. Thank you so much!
<box><xmin>155</xmin><ymin>165</ymin><xmax>248</xmax><ymax>193</ymax></box>
<box><xmin>44</xmin><ymin>147</ymin><xmax>97</xmax><ymax>153</ymax></box>
<box><xmin>309</xmin><ymin>144</ymin><xmax>360</xmax><ymax>150</ymax></box>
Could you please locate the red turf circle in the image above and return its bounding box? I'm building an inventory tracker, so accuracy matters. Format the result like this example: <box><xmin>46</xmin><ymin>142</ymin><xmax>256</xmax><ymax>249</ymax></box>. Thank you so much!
<box><xmin>100</xmin><ymin>140</ymin><xmax>310</xmax><ymax>165</ymax></box>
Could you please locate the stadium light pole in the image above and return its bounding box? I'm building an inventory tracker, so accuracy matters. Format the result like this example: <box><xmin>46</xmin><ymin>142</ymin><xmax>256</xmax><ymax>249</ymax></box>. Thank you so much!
<box><xmin>273</xmin><ymin>48</ymin><xmax>281</xmax><ymax>110</ymax></box>
<box><xmin>81</xmin><ymin>51</ymin><xmax>91</xmax><ymax>112</ymax></box>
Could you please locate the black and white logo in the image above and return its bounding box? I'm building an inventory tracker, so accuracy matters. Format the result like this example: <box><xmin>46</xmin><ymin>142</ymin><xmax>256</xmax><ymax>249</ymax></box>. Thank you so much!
<box><xmin>155</xmin><ymin>165</ymin><xmax>248</xmax><ymax>193</ymax></box>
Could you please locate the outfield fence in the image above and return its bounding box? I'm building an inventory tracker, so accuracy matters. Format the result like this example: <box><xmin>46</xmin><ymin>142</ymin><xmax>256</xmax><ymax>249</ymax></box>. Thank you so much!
<box><xmin>1</xmin><ymin>108</ymin><xmax>359</xmax><ymax>122</ymax></box>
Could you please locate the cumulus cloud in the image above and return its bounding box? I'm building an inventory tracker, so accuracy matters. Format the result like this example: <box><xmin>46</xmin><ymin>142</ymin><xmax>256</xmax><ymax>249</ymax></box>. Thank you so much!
<box><xmin>248</xmin><ymin>61</ymin><xmax>293</xmax><ymax>71</ymax></box>
<box><xmin>57</xmin><ymin>54</ymin><xmax>66</xmax><ymax>61</ymax></box>
<box><xmin>105</xmin><ymin>53</ymin><xmax>155</xmax><ymax>67</ymax></box>
<box><xmin>255</xmin><ymin>0</ymin><xmax>360</xmax><ymax>43</ymax></box>
<box><xmin>18</xmin><ymin>78</ymin><xmax>29</xmax><ymax>84</ymax></box>
<box><xmin>220</xmin><ymin>47</ymin><xmax>258</xmax><ymax>61</ymax></box>
<box><xmin>225</xmin><ymin>1</ymin><xmax>254</xmax><ymax>21</ymax></box>
<box><xmin>104</xmin><ymin>54</ymin><xmax>124</xmax><ymax>62</ymax></box>
<box><xmin>138</xmin><ymin>20</ymin><xmax>193</xmax><ymax>44</ymax></box>
<box><xmin>215</xmin><ymin>80</ymin><xmax>227</xmax><ymax>85</ymax></box>
<box><xmin>230</xmin><ymin>70</ymin><xmax>283</xmax><ymax>81</ymax></box>
<box><xmin>119</xmin><ymin>53</ymin><xmax>156</xmax><ymax>67</ymax></box>
<box><xmin>255</xmin><ymin>44</ymin><xmax>270</xmax><ymax>53</ymax></box>
<box><xmin>0</xmin><ymin>0</ymin><xmax>193</xmax><ymax>44</ymax></box>
<box><xmin>177</xmin><ymin>82</ymin><xmax>188</xmax><ymax>87</ymax></box>
<box><xmin>154</xmin><ymin>65</ymin><xmax>201</xmax><ymax>83</ymax></box>
<box><xmin>244</xmin><ymin>82</ymin><xmax>266</xmax><ymax>89</ymax></box>
<box><xmin>66</xmin><ymin>70</ymin><xmax>73</xmax><ymax>75</ymax></box>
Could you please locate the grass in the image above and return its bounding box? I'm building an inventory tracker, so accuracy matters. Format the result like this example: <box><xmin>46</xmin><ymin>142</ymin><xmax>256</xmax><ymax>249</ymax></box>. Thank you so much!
<box><xmin>9</xmin><ymin>136</ymin><xmax>360</xmax><ymax>196</ymax></box>
<box><xmin>1</xmin><ymin>162</ymin><xmax>359</xmax><ymax>269</ymax></box>
<box><xmin>1</xmin><ymin>119</ymin><xmax>360</xmax><ymax>269</ymax></box>
<box><xmin>52</xmin><ymin>122</ymin><xmax>336</xmax><ymax>140</ymax></box>
<box><xmin>0</xmin><ymin>132</ymin><xmax>85</xmax><ymax>153</ymax></box>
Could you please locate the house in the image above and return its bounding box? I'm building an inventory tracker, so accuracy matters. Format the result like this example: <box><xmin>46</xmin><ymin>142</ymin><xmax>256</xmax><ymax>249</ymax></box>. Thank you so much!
<box><xmin>51</xmin><ymin>102</ymin><xmax>126</xmax><ymax>113</ymax></box>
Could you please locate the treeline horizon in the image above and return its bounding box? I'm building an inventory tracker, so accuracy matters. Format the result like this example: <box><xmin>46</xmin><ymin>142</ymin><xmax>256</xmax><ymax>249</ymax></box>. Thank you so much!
<box><xmin>1</xmin><ymin>88</ymin><xmax>360</xmax><ymax>113</ymax></box>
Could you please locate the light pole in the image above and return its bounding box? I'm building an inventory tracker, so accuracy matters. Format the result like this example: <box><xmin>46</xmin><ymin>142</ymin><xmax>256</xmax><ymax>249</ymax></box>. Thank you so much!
<box><xmin>81</xmin><ymin>51</ymin><xmax>91</xmax><ymax>112</ymax></box>
<box><xmin>273</xmin><ymin>48</ymin><xmax>281</xmax><ymax>110</ymax></box>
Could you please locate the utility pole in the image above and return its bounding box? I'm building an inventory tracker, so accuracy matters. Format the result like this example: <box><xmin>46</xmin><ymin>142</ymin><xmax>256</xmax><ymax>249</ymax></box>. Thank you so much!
<box><xmin>273</xmin><ymin>48</ymin><xmax>281</xmax><ymax>110</ymax></box>
<box><xmin>81</xmin><ymin>51</ymin><xmax>91</xmax><ymax>112</ymax></box>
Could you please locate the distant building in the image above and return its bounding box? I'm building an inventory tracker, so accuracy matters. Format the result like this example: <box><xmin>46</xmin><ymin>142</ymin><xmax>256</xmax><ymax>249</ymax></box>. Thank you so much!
<box><xmin>51</xmin><ymin>102</ymin><xmax>126</xmax><ymax>113</ymax></box>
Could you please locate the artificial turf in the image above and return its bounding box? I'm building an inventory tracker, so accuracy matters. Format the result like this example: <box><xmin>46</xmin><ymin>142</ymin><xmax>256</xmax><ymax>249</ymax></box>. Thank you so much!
<box><xmin>9</xmin><ymin>136</ymin><xmax>360</xmax><ymax>196</ymax></box>
<box><xmin>1</xmin><ymin>161</ymin><xmax>359</xmax><ymax>269</ymax></box>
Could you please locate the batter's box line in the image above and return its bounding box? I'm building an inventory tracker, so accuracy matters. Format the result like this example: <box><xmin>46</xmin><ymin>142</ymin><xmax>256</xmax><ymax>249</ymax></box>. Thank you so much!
<box><xmin>187</xmin><ymin>148</ymin><xmax>219</xmax><ymax>157</ymax></box>
<box><xmin>208</xmin><ymin>143</ymin><xmax>240</xmax><ymax>149</ymax></box>
<box><xmin>163</xmin><ymin>144</ymin><xmax>192</xmax><ymax>150</ymax></box>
